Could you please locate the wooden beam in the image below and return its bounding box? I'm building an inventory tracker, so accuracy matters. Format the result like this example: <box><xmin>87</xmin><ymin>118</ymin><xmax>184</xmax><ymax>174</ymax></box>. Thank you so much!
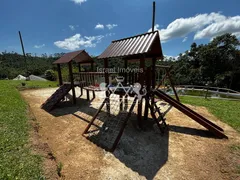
<box><xmin>91</xmin><ymin>62</ymin><xmax>94</xmax><ymax>71</ymax></box>
<box><xmin>144</xmin><ymin>67</ymin><xmax>151</xmax><ymax>120</ymax></box>
<box><xmin>68</xmin><ymin>62</ymin><xmax>76</xmax><ymax>104</ymax></box>
<box><xmin>18</xmin><ymin>31</ymin><xmax>28</xmax><ymax>77</ymax></box>
<box><xmin>57</xmin><ymin>64</ymin><xmax>63</xmax><ymax>86</ymax></box>
<box><xmin>151</xmin><ymin>57</ymin><xmax>156</xmax><ymax>106</ymax></box>
<box><xmin>78</xmin><ymin>63</ymin><xmax>81</xmax><ymax>72</ymax></box>
<box><xmin>166</xmin><ymin>70</ymin><xmax>180</xmax><ymax>102</ymax></box>
<box><xmin>152</xmin><ymin>58</ymin><xmax>156</xmax><ymax>88</ymax></box>
<box><xmin>124</xmin><ymin>59</ymin><xmax>128</xmax><ymax>109</ymax></box>
<box><xmin>104</xmin><ymin>59</ymin><xmax>110</xmax><ymax>114</ymax></box>
<box><xmin>104</xmin><ymin>59</ymin><xmax>109</xmax><ymax>84</ymax></box>
<box><xmin>124</xmin><ymin>59</ymin><xmax>128</xmax><ymax>85</ymax></box>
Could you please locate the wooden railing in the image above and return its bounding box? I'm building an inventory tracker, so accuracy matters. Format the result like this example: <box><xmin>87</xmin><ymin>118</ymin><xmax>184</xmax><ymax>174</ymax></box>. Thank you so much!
<box><xmin>72</xmin><ymin>72</ymin><xmax>105</xmax><ymax>87</ymax></box>
<box><xmin>72</xmin><ymin>71</ymin><xmax>141</xmax><ymax>87</ymax></box>
<box><xmin>177</xmin><ymin>85</ymin><xmax>240</xmax><ymax>94</ymax></box>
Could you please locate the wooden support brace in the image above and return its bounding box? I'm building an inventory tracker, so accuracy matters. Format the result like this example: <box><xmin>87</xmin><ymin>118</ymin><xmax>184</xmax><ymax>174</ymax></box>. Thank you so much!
<box><xmin>82</xmin><ymin>99</ymin><xmax>107</xmax><ymax>134</ymax></box>
<box><xmin>86</xmin><ymin>90</ymin><xmax>90</xmax><ymax>101</ymax></box>
<box><xmin>68</xmin><ymin>62</ymin><xmax>76</xmax><ymax>104</ymax></box>
<box><xmin>80</xmin><ymin>87</ymin><xmax>83</xmax><ymax>96</ymax></box>
<box><xmin>57</xmin><ymin>64</ymin><xmax>63</xmax><ymax>86</ymax></box>
<box><xmin>119</xmin><ymin>95</ymin><xmax>123</xmax><ymax>111</ymax></box>
<box><xmin>137</xmin><ymin>56</ymin><xmax>145</xmax><ymax>128</ymax></box>
<box><xmin>104</xmin><ymin>59</ymin><xmax>110</xmax><ymax>114</ymax></box>
<box><xmin>166</xmin><ymin>69</ymin><xmax>180</xmax><ymax>102</ymax></box>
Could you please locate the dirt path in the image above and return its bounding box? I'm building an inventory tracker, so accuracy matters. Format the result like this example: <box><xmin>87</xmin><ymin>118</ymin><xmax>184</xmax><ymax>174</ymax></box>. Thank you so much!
<box><xmin>21</xmin><ymin>88</ymin><xmax>240</xmax><ymax>180</ymax></box>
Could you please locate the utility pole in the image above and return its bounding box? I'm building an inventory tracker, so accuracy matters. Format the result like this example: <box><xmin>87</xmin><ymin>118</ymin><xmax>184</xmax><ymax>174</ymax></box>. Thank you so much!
<box><xmin>152</xmin><ymin>1</ymin><xmax>156</xmax><ymax>32</ymax></box>
<box><xmin>18</xmin><ymin>31</ymin><xmax>28</xmax><ymax>77</ymax></box>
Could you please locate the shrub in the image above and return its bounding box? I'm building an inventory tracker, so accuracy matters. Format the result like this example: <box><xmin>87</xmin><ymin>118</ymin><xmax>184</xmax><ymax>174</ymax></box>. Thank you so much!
<box><xmin>44</xmin><ymin>69</ymin><xmax>56</xmax><ymax>81</ymax></box>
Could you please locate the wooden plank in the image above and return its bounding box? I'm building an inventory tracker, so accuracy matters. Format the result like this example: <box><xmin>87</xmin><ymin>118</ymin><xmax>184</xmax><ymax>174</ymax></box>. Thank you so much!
<box><xmin>57</xmin><ymin>64</ymin><xmax>63</xmax><ymax>86</ymax></box>
<box><xmin>138</xmin><ymin>56</ymin><xmax>145</xmax><ymax>128</ymax></box>
<box><xmin>104</xmin><ymin>59</ymin><xmax>110</xmax><ymax>114</ymax></box>
<box><xmin>68</xmin><ymin>62</ymin><xmax>76</xmax><ymax>104</ymax></box>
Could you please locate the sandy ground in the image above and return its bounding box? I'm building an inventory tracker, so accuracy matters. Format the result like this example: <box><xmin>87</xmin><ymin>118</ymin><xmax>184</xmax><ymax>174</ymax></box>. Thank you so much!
<box><xmin>21</xmin><ymin>87</ymin><xmax>240</xmax><ymax>180</ymax></box>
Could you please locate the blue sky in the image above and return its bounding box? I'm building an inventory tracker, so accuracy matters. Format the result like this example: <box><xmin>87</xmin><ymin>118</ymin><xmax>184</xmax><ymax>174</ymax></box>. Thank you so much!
<box><xmin>1</xmin><ymin>0</ymin><xmax>240</xmax><ymax>57</ymax></box>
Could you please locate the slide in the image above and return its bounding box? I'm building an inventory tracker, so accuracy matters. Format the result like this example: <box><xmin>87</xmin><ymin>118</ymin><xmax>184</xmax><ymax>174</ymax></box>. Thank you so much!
<box><xmin>41</xmin><ymin>84</ymin><xmax>72</xmax><ymax>111</ymax></box>
<box><xmin>153</xmin><ymin>89</ymin><xmax>228</xmax><ymax>139</ymax></box>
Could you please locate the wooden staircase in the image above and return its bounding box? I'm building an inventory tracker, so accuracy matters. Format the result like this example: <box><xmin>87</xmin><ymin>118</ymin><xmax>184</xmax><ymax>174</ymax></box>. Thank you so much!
<box><xmin>41</xmin><ymin>84</ymin><xmax>72</xmax><ymax>111</ymax></box>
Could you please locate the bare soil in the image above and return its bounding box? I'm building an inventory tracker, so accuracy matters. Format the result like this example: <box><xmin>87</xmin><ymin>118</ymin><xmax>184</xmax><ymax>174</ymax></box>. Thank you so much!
<box><xmin>21</xmin><ymin>88</ymin><xmax>240</xmax><ymax>180</ymax></box>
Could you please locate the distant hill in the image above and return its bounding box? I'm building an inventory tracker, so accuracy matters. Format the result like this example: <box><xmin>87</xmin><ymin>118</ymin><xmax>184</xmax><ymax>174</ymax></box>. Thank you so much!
<box><xmin>0</xmin><ymin>52</ymin><xmax>61</xmax><ymax>79</ymax></box>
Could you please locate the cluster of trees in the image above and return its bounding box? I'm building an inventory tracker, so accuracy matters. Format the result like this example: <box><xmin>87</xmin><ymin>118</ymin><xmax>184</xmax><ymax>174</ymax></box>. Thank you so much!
<box><xmin>0</xmin><ymin>52</ymin><xmax>62</xmax><ymax>79</ymax></box>
<box><xmin>163</xmin><ymin>33</ymin><xmax>240</xmax><ymax>90</ymax></box>
<box><xmin>0</xmin><ymin>33</ymin><xmax>239</xmax><ymax>90</ymax></box>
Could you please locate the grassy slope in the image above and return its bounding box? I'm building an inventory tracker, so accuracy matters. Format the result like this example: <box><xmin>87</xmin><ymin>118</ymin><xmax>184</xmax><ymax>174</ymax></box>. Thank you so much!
<box><xmin>0</xmin><ymin>80</ymin><xmax>57</xmax><ymax>179</ymax></box>
<box><xmin>5</xmin><ymin>80</ymin><xmax>58</xmax><ymax>89</ymax></box>
<box><xmin>179</xmin><ymin>96</ymin><xmax>240</xmax><ymax>132</ymax></box>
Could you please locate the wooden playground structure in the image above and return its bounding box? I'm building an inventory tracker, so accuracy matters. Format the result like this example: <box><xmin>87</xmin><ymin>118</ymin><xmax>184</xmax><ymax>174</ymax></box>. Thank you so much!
<box><xmin>41</xmin><ymin>2</ymin><xmax>228</xmax><ymax>152</ymax></box>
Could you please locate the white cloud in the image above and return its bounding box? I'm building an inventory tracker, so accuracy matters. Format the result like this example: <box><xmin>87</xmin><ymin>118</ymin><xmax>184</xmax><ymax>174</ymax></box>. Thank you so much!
<box><xmin>69</xmin><ymin>25</ymin><xmax>79</xmax><ymax>31</ymax></box>
<box><xmin>182</xmin><ymin>37</ymin><xmax>188</xmax><ymax>42</ymax></box>
<box><xmin>95</xmin><ymin>23</ymin><xmax>104</xmax><ymax>29</ymax></box>
<box><xmin>54</xmin><ymin>34</ymin><xmax>104</xmax><ymax>50</ymax></box>
<box><xmin>164</xmin><ymin>55</ymin><xmax>179</xmax><ymax>61</ymax></box>
<box><xmin>194</xmin><ymin>16</ymin><xmax>240</xmax><ymax>39</ymax></box>
<box><xmin>71</xmin><ymin>0</ymin><xmax>87</xmax><ymax>5</ymax></box>
<box><xmin>34</xmin><ymin>44</ymin><xmax>45</xmax><ymax>48</ymax></box>
<box><xmin>69</xmin><ymin>25</ymin><xmax>75</xmax><ymax>31</ymax></box>
<box><xmin>149</xmin><ymin>12</ymin><xmax>240</xmax><ymax>42</ymax></box>
<box><xmin>106</xmin><ymin>24</ymin><xmax>118</xmax><ymax>30</ymax></box>
<box><xmin>150</xmin><ymin>24</ymin><xmax>160</xmax><ymax>31</ymax></box>
<box><xmin>105</xmin><ymin>33</ymin><xmax>115</xmax><ymax>37</ymax></box>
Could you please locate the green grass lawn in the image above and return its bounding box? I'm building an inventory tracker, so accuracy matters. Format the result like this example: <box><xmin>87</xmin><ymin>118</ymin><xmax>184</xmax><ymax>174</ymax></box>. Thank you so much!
<box><xmin>4</xmin><ymin>80</ymin><xmax>58</xmax><ymax>89</ymax></box>
<box><xmin>179</xmin><ymin>96</ymin><xmax>240</xmax><ymax>132</ymax></box>
<box><xmin>0</xmin><ymin>80</ymin><xmax>57</xmax><ymax>179</ymax></box>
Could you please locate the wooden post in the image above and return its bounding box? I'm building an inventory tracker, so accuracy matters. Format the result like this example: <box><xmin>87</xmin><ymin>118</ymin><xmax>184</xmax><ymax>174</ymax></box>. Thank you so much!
<box><xmin>144</xmin><ymin>67</ymin><xmax>151</xmax><ymax>120</ymax></box>
<box><xmin>86</xmin><ymin>90</ymin><xmax>90</xmax><ymax>101</ymax></box>
<box><xmin>152</xmin><ymin>58</ymin><xmax>156</xmax><ymax>89</ymax></box>
<box><xmin>91</xmin><ymin>62</ymin><xmax>94</xmax><ymax>71</ymax></box>
<box><xmin>124</xmin><ymin>59</ymin><xmax>128</xmax><ymax>84</ymax></box>
<box><xmin>119</xmin><ymin>95</ymin><xmax>123</xmax><ymax>111</ymax></box>
<box><xmin>78</xmin><ymin>63</ymin><xmax>81</xmax><ymax>72</ymax></box>
<box><xmin>138</xmin><ymin>56</ymin><xmax>145</xmax><ymax>128</ymax></box>
<box><xmin>124</xmin><ymin>59</ymin><xmax>128</xmax><ymax>110</ymax></box>
<box><xmin>57</xmin><ymin>64</ymin><xmax>63</xmax><ymax>86</ymax></box>
<box><xmin>166</xmin><ymin>69</ymin><xmax>180</xmax><ymax>102</ymax></box>
<box><xmin>18</xmin><ymin>31</ymin><xmax>28</xmax><ymax>77</ymax></box>
<box><xmin>78</xmin><ymin>63</ymin><xmax>82</xmax><ymax>95</ymax></box>
<box><xmin>104</xmin><ymin>59</ymin><xmax>110</xmax><ymax>114</ymax></box>
<box><xmin>151</xmin><ymin>57</ymin><xmax>156</xmax><ymax>105</ymax></box>
<box><xmin>91</xmin><ymin>63</ymin><xmax>95</xmax><ymax>86</ymax></box>
<box><xmin>68</xmin><ymin>62</ymin><xmax>76</xmax><ymax>104</ymax></box>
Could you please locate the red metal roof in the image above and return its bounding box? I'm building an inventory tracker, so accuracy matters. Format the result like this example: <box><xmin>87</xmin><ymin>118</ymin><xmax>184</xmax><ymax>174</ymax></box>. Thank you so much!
<box><xmin>98</xmin><ymin>31</ymin><xmax>163</xmax><ymax>59</ymax></box>
<box><xmin>53</xmin><ymin>50</ymin><xmax>93</xmax><ymax>64</ymax></box>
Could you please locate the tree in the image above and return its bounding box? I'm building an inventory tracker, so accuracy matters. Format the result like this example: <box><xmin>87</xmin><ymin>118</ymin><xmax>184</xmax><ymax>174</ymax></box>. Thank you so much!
<box><xmin>170</xmin><ymin>33</ymin><xmax>240</xmax><ymax>90</ymax></box>
<box><xmin>44</xmin><ymin>69</ymin><xmax>56</xmax><ymax>81</ymax></box>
